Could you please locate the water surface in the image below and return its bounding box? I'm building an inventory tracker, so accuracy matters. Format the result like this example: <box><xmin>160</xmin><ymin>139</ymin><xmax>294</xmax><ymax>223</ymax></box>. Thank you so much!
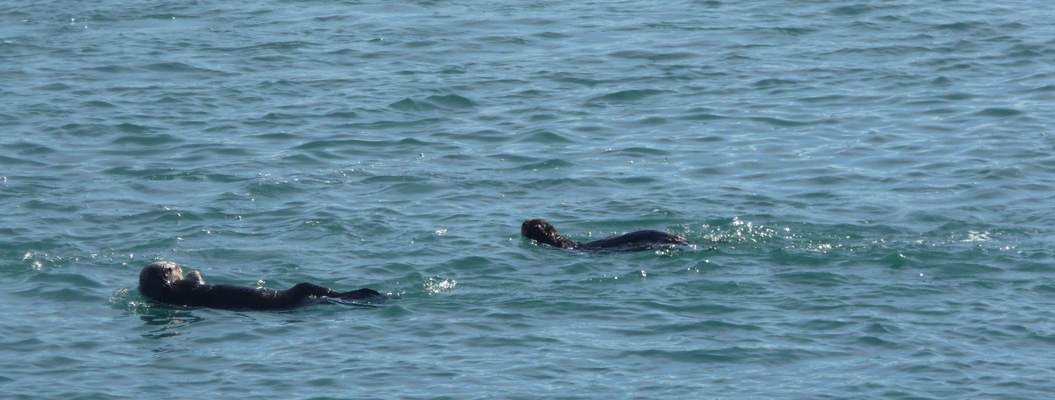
<box><xmin>3</xmin><ymin>0</ymin><xmax>1055</xmax><ymax>398</ymax></box>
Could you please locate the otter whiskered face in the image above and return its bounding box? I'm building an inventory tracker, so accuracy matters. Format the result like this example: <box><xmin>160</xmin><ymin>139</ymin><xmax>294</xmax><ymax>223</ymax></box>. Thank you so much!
<box><xmin>521</xmin><ymin>219</ymin><xmax>555</xmax><ymax>242</ymax></box>
<box><xmin>139</xmin><ymin>262</ymin><xmax>185</xmax><ymax>301</ymax></box>
<box><xmin>521</xmin><ymin>218</ymin><xmax>574</xmax><ymax>248</ymax></box>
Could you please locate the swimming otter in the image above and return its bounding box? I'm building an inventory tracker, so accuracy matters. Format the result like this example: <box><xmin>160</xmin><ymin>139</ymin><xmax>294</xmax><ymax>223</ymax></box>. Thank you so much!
<box><xmin>138</xmin><ymin>261</ymin><xmax>383</xmax><ymax>310</ymax></box>
<box><xmin>521</xmin><ymin>219</ymin><xmax>688</xmax><ymax>252</ymax></box>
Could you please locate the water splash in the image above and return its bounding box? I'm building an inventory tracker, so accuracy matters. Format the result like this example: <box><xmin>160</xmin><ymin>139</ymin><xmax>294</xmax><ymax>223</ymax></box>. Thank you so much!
<box><xmin>424</xmin><ymin>277</ymin><xmax>457</xmax><ymax>295</ymax></box>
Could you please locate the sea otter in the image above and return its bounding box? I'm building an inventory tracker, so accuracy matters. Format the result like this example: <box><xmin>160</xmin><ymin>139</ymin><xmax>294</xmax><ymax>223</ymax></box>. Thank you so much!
<box><xmin>138</xmin><ymin>261</ymin><xmax>383</xmax><ymax>310</ymax></box>
<box><xmin>521</xmin><ymin>219</ymin><xmax>688</xmax><ymax>252</ymax></box>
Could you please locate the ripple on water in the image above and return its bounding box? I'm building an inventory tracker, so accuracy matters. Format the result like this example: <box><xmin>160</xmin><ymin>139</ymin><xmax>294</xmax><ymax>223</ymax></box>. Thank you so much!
<box><xmin>3</xmin><ymin>0</ymin><xmax>1055</xmax><ymax>398</ymax></box>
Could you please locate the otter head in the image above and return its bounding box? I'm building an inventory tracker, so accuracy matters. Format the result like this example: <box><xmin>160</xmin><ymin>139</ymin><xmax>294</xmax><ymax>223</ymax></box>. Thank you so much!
<box><xmin>139</xmin><ymin>262</ymin><xmax>185</xmax><ymax>301</ymax></box>
<box><xmin>521</xmin><ymin>219</ymin><xmax>576</xmax><ymax>248</ymax></box>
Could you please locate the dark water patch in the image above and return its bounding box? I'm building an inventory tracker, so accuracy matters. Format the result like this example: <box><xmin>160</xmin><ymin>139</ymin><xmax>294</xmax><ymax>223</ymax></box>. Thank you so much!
<box><xmin>534</xmin><ymin>31</ymin><xmax>570</xmax><ymax>39</ymax></box>
<box><xmin>20</xmin><ymin>287</ymin><xmax>100</xmax><ymax>303</ymax></box>
<box><xmin>293</xmin><ymin>138</ymin><xmax>382</xmax><ymax>151</ymax></box>
<box><xmin>109</xmin><ymin>132</ymin><xmax>181</xmax><ymax>147</ymax></box>
<box><xmin>292</xmin><ymin>138</ymin><xmax>437</xmax><ymax>158</ymax></box>
<box><xmin>251</xmin><ymin>132</ymin><xmax>298</xmax><ymax>140</ymax></box>
<box><xmin>686</xmin><ymin>166</ymin><xmax>732</xmax><ymax>178</ymax></box>
<box><xmin>800</xmin><ymin>318</ymin><xmax>856</xmax><ymax>331</ymax></box>
<box><xmin>17</xmin><ymin>199</ymin><xmax>80</xmax><ymax>213</ymax></box>
<box><xmin>677</xmin><ymin>111</ymin><xmax>727</xmax><ymax>121</ymax></box>
<box><xmin>608</xmin><ymin>50</ymin><xmax>696</xmax><ymax>61</ymax></box>
<box><xmin>84</xmin><ymin>64</ymin><xmax>137</xmax><ymax>74</ymax></box>
<box><xmin>589</xmin><ymin>89</ymin><xmax>669</xmax><ymax>103</ymax></box>
<box><xmin>597</xmin><ymin>176</ymin><xmax>661</xmax><ymax>186</ymax></box>
<box><xmin>930</xmin><ymin>76</ymin><xmax>953</xmax><ymax>85</ymax></box>
<box><xmin>103</xmin><ymin>166</ymin><xmax>197</xmax><ymax>182</ymax></box>
<box><xmin>635</xmin><ymin>116</ymin><xmax>667</xmax><ymax>126</ymax></box>
<box><xmin>47</xmin><ymin>123</ymin><xmax>104</xmax><ymax>137</ymax></box>
<box><xmin>81</xmin><ymin>100</ymin><xmax>116</xmax><ymax>108</ymax></box>
<box><xmin>171</xmin><ymin>143</ymin><xmax>255</xmax><ymax>158</ymax></box>
<box><xmin>358</xmin><ymin>174</ymin><xmax>430</xmax><ymax>185</ymax></box>
<box><xmin>934</xmin><ymin>262</ymin><xmax>1004</xmax><ymax>277</ymax></box>
<box><xmin>753</xmin><ymin>78</ymin><xmax>799</xmax><ymax>88</ymax></box>
<box><xmin>147</xmin><ymin>95</ymin><xmax>191</xmax><ymax>106</ymax></box>
<box><xmin>640</xmin><ymin>299</ymin><xmax>745</xmax><ymax>315</ymax></box>
<box><xmin>404</xmin><ymin>40</ymin><xmax>437</xmax><ymax>48</ymax></box>
<box><xmin>773</xmin><ymin>26</ymin><xmax>817</xmax><ymax>35</ymax></box>
<box><xmin>1026</xmin><ymin>84</ymin><xmax>1055</xmax><ymax>93</ymax></box>
<box><xmin>1007</xmin><ymin>49</ymin><xmax>1043</xmax><ymax>59</ymax></box>
<box><xmin>114</xmin><ymin>123</ymin><xmax>160</xmax><ymax>134</ymax></box>
<box><xmin>390</xmin><ymin>94</ymin><xmax>475</xmax><ymax>111</ymax></box>
<box><xmin>514</xmin><ymin>129</ymin><xmax>576</xmax><ymax>144</ymax></box>
<box><xmin>855</xmin><ymin>335</ymin><xmax>900</xmax><ymax>349</ymax></box>
<box><xmin>426</xmin><ymin>94</ymin><xmax>475</xmax><ymax>109</ymax></box>
<box><xmin>28</xmin><ymin>272</ymin><xmax>104</xmax><ymax>288</ymax></box>
<box><xmin>1031</xmin><ymin>284</ymin><xmax>1055</xmax><ymax>296</ymax></box>
<box><xmin>441</xmin><ymin>129</ymin><xmax>507</xmax><ymax>144</ymax></box>
<box><xmin>520</xmin><ymin>177</ymin><xmax>587</xmax><ymax>191</ymax></box>
<box><xmin>938</xmin><ymin>92</ymin><xmax>974</xmax><ymax>101</ymax></box>
<box><xmin>259</xmin><ymin>112</ymin><xmax>301</xmax><ymax>121</ymax></box>
<box><xmin>869</xmin><ymin>252</ymin><xmax>911</xmax><ymax>269</ymax></box>
<box><xmin>608</xmin><ymin>146</ymin><xmax>669</xmax><ymax>157</ymax></box>
<box><xmin>934</xmin><ymin>21</ymin><xmax>985</xmax><ymax>31</ymax></box>
<box><xmin>619</xmin><ymin>346</ymin><xmax>822</xmax><ymax>365</ymax></box>
<box><xmin>747</xmin><ymin>116</ymin><xmax>826</xmax><ymax>127</ymax></box>
<box><xmin>390</xmin><ymin>98</ymin><xmax>438</xmax><ymax>112</ymax></box>
<box><xmin>828</xmin><ymin>5</ymin><xmax>873</xmax><ymax>16</ymax></box>
<box><xmin>278</xmin><ymin>153</ymin><xmax>327</xmax><ymax>166</ymax></box>
<box><xmin>321</xmin><ymin>111</ymin><xmax>359</xmax><ymax>119</ymax></box>
<box><xmin>795</xmin><ymin>94</ymin><xmax>848</xmax><ymax>104</ymax></box>
<box><xmin>33</xmin><ymin>82</ymin><xmax>73</xmax><ymax>91</ymax></box>
<box><xmin>482</xmin><ymin>153</ymin><xmax>535</xmax><ymax>165</ymax></box>
<box><xmin>974</xmin><ymin>108</ymin><xmax>1022</xmax><ymax>117</ymax></box>
<box><xmin>8</xmin><ymin>140</ymin><xmax>56</xmax><ymax>156</ymax></box>
<box><xmin>479</xmin><ymin>35</ymin><xmax>531</xmax><ymax>46</ymax></box>
<box><xmin>546</xmin><ymin>72</ymin><xmax>607</xmax><ymax>87</ymax></box>
<box><xmin>505</xmin><ymin>159</ymin><xmax>575</xmax><ymax>172</ymax></box>
<box><xmin>373</xmin><ymin>181</ymin><xmax>445</xmax><ymax>196</ymax></box>
<box><xmin>658</xmin><ymin>320</ymin><xmax>764</xmax><ymax>334</ymax></box>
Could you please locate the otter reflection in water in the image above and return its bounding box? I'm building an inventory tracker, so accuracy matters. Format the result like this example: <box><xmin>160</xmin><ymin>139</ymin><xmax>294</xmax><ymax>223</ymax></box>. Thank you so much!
<box><xmin>521</xmin><ymin>219</ymin><xmax>688</xmax><ymax>252</ymax></box>
<box><xmin>138</xmin><ymin>262</ymin><xmax>383</xmax><ymax>310</ymax></box>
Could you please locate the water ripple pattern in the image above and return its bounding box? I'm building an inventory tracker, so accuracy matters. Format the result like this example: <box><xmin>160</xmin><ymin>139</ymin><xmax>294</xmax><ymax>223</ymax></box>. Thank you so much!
<box><xmin>2</xmin><ymin>0</ymin><xmax>1055</xmax><ymax>398</ymax></box>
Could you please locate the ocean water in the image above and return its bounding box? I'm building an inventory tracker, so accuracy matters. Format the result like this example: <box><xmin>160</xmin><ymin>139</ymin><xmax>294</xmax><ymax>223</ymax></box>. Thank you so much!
<box><xmin>3</xmin><ymin>0</ymin><xmax>1055</xmax><ymax>398</ymax></box>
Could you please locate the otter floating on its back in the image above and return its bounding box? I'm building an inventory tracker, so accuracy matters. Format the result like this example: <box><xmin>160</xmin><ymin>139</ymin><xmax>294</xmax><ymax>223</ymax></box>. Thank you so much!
<box><xmin>138</xmin><ymin>262</ymin><xmax>383</xmax><ymax>311</ymax></box>
<box><xmin>521</xmin><ymin>219</ymin><xmax>688</xmax><ymax>252</ymax></box>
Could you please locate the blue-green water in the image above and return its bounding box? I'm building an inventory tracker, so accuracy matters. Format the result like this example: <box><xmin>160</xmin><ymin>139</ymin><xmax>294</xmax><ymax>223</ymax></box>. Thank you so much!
<box><xmin>3</xmin><ymin>0</ymin><xmax>1055</xmax><ymax>398</ymax></box>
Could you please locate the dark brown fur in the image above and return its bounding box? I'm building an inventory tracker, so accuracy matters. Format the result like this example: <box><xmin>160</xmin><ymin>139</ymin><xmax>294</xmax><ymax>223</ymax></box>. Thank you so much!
<box><xmin>139</xmin><ymin>262</ymin><xmax>382</xmax><ymax>310</ymax></box>
<box><xmin>521</xmin><ymin>219</ymin><xmax>687</xmax><ymax>252</ymax></box>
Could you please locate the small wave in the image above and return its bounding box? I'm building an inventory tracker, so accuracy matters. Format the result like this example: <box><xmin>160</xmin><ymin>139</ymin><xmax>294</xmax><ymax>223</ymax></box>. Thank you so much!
<box><xmin>514</xmin><ymin>129</ymin><xmax>577</xmax><ymax>144</ymax></box>
<box><xmin>934</xmin><ymin>21</ymin><xmax>985</xmax><ymax>31</ymax></box>
<box><xmin>753</xmin><ymin>78</ymin><xmax>799</xmax><ymax>88</ymax></box>
<box><xmin>589</xmin><ymin>89</ymin><xmax>669</xmax><ymax>103</ymax></box>
<box><xmin>390</xmin><ymin>94</ymin><xmax>476</xmax><ymax>111</ymax></box>
<box><xmin>112</xmin><ymin>123</ymin><xmax>160</xmax><ymax>134</ymax></box>
<box><xmin>509</xmin><ymin>158</ymin><xmax>575</xmax><ymax>172</ymax></box>
<box><xmin>425</xmin><ymin>94</ymin><xmax>475</xmax><ymax>109</ymax></box>
<box><xmin>608</xmin><ymin>50</ymin><xmax>696</xmax><ymax>61</ymax></box>
<box><xmin>828</xmin><ymin>5</ymin><xmax>873</xmax><ymax>16</ymax></box>
<box><xmin>143</xmin><ymin>62</ymin><xmax>229</xmax><ymax>76</ymax></box>
<box><xmin>747</xmin><ymin>116</ymin><xmax>826</xmax><ymax>127</ymax></box>
<box><xmin>974</xmin><ymin>107</ymin><xmax>1023</xmax><ymax>117</ymax></box>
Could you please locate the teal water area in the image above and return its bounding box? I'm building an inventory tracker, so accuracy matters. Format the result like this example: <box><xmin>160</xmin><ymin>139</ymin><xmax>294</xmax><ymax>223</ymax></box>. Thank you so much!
<box><xmin>3</xmin><ymin>0</ymin><xmax>1055</xmax><ymax>398</ymax></box>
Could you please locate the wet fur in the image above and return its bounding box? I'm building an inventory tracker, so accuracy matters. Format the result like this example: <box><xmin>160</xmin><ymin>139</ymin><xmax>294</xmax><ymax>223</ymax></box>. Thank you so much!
<box><xmin>521</xmin><ymin>219</ymin><xmax>687</xmax><ymax>252</ymax></box>
<box><xmin>139</xmin><ymin>262</ymin><xmax>382</xmax><ymax>310</ymax></box>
